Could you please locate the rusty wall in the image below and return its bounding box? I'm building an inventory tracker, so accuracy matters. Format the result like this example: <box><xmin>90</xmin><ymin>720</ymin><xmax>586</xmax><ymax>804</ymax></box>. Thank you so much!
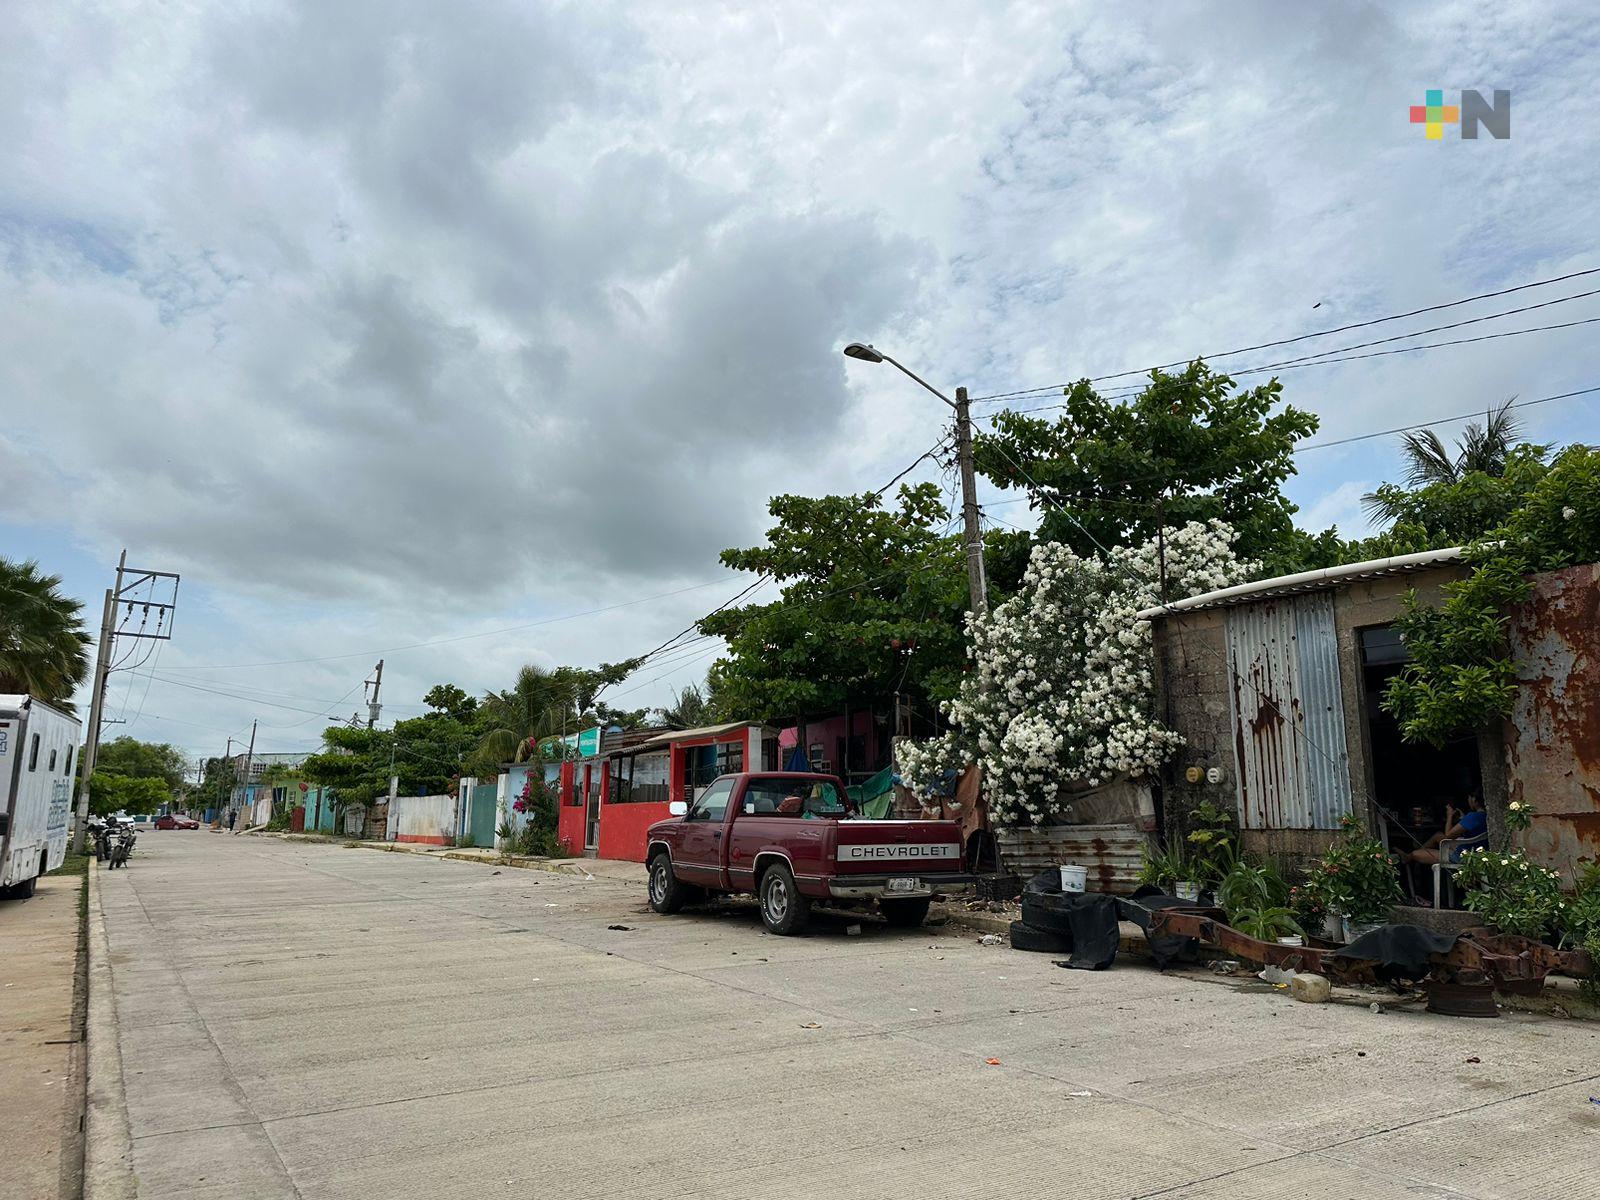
<box><xmin>1506</xmin><ymin>563</ymin><xmax>1600</xmax><ymax>881</ymax></box>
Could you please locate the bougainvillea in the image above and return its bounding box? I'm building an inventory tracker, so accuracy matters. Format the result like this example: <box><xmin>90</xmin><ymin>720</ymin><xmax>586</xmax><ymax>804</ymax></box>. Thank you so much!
<box><xmin>898</xmin><ymin>520</ymin><xmax>1253</xmax><ymax>826</ymax></box>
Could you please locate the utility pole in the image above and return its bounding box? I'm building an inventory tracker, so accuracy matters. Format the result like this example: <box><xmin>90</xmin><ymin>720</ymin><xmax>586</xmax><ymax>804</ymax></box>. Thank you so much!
<box><xmin>237</xmin><ymin>720</ymin><xmax>256</xmax><ymax>832</ymax></box>
<box><xmin>953</xmin><ymin>386</ymin><xmax>989</xmax><ymax>620</ymax></box>
<box><xmin>71</xmin><ymin>583</ymin><xmax>117</xmax><ymax>854</ymax></box>
<box><xmin>70</xmin><ymin>550</ymin><xmax>180</xmax><ymax>852</ymax></box>
<box><xmin>365</xmin><ymin>659</ymin><xmax>384</xmax><ymax>729</ymax></box>
<box><xmin>842</xmin><ymin>344</ymin><xmax>989</xmax><ymax>621</ymax></box>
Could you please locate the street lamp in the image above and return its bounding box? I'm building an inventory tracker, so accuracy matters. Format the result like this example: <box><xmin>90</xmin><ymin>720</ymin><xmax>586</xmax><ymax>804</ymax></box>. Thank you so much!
<box><xmin>843</xmin><ymin>343</ymin><xmax>988</xmax><ymax>618</ymax></box>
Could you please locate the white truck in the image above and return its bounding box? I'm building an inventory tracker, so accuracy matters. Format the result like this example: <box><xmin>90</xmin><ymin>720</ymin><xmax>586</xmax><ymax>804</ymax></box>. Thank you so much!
<box><xmin>0</xmin><ymin>695</ymin><xmax>81</xmax><ymax>899</ymax></box>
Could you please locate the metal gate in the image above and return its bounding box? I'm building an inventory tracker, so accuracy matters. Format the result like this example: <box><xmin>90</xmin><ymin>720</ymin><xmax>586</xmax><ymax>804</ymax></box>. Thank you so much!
<box><xmin>468</xmin><ymin>782</ymin><xmax>498</xmax><ymax>848</ymax></box>
<box><xmin>1225</xmin><ymin>593</ymin><xmax>1352</xmax><ymax>830</ymax></box>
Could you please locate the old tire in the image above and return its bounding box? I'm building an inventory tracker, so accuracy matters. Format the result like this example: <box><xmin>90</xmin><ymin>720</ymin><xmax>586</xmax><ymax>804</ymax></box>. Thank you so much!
<box><xmin>880</xmin><ymin>897</ymin><xmax>931</xmax><ymax>928</ymax></box>
<box><xmin>647</xmin><ymin>854</ymin><xmax>688</xmax><ymax>914</ymax></box>
<box><xmin>759</xmin><ymin>863</ymin><xmax>811</xmax><ymax>936</ymax></box>
<box><xmin>4</xmin><ymin>873</ymin><xmax>39</xmax><ymax>900</ymax></box>
<box><xmin>1020</xmin><ymin>892</ymin><xmax>1076</xmax><ymax>934</ymax></box>
<box><xmin>1009</xmin><ymin>920</ymin><xmax>1073</xmax><ymax>953</ymax></box>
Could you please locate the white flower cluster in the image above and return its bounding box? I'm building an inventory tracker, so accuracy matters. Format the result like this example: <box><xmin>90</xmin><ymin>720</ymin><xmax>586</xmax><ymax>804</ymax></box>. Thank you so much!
<box><xmin>898</xmin><ymin>520</ymin><xmax>1253</xmax><ymax>826</ymax></box>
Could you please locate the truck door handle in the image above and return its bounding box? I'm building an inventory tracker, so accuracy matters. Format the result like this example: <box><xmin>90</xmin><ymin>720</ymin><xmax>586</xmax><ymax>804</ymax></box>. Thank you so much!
<box><xmin>712</xmin><ymin>830</ymin><xmax>722</xmax><ymax>839</ymax></box>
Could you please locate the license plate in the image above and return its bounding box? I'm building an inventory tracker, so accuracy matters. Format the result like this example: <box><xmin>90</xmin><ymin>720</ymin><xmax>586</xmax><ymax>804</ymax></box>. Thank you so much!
<box><xmin>886</xmin><ymin>877</ymin><xmax>919</xmax><ymax>894</ymax></box>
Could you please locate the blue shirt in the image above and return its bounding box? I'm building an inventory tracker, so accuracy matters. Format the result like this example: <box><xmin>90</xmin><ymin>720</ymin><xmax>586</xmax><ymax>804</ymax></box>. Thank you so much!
<box><xmin>1453</xmin><ymin>809</ymin><xmax>1487</xmax><ymax>859</ymax></box>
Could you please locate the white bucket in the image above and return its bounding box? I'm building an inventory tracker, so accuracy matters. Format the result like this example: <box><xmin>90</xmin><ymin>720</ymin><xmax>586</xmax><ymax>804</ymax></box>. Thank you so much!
<box><xmin>1174</xmin><ymin>881</ymin><xmax>1199</xmax><ymax>902</ymax></box>
<box><xmin>1059</xmin><ymin>864</ymin><xmax>1088</xmax><ymax>893</ymax></box>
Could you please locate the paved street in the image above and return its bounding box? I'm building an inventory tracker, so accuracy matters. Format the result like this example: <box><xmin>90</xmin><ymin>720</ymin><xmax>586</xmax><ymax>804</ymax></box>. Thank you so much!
<box><xmin>98</xmin><ymin>834</ymin><xmax>1600</xmax><ymax>1200</ymax></box>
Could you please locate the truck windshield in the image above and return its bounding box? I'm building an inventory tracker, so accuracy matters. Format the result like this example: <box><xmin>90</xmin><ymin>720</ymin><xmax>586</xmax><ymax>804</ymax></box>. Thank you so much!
<box><xmin>743</xmin><ymin>779</ymin><xmax>851</xmax><ymax>819</ymax></box>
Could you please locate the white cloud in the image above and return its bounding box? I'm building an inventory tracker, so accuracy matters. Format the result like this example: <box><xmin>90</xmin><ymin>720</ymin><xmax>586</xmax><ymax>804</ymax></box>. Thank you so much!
<box><xmin>4</xmin><ymin>0</ymin><xmax>1598</xmax><ymax>751</ymax></box>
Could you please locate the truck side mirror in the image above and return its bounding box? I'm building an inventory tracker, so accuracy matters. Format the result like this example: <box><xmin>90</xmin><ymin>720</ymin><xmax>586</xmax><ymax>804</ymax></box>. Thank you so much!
<box><xmin>668</xmin><ymin>801</ymin><xmax>688</xmax><ymax>817</ymax></box>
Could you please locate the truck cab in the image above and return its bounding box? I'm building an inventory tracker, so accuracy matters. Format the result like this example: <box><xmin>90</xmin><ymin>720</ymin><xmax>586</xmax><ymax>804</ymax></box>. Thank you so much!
<box><xmin>645</xmin><ymin>771</ymin><xmax>971</xmax><ymax>934</ymax></box>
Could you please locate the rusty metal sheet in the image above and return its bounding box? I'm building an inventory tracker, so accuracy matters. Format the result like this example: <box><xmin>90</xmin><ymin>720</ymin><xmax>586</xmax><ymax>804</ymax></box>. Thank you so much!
<box><xmin>992</xmin><ymin>824</ymin><xmax>1149</xmax><ymax>894</ymax></box>
<box><xmin>1506</xmin><ymin>563</ymin><xmax>1600</xmax><ymax>881</ymax></box>
<box><xmin>1225</xmin><ymin>593</ymin><xmax>1352</xmax><ymax>831</ymax></box>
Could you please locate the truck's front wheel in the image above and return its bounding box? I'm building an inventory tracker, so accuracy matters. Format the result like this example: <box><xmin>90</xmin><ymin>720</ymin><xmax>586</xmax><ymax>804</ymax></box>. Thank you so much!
<box><xmin>880</xmin><ymin>897</ymin><xmax>931</xmax><ymax>928</ymax></box>
<box><xmin>759</xmin><ymin>864</ymin><xmax>810</xmax><ymax>935</ymax></box>
<box><xmin>648</xmin><ymin>854</ymin><xmax>689</xmax><ymax>914</ymax></box>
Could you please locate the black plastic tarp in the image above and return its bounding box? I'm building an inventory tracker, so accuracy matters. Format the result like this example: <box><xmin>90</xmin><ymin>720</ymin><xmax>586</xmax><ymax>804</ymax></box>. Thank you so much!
<box><xmin>1332</xmin><ymin>924</ymin><xmax>1460</xmax><ymax>982</ymax></box>
<box><xmin>1018</xmin><ymin>869</ymin><xmax>1120</xmax><ymax>970</ymax></box>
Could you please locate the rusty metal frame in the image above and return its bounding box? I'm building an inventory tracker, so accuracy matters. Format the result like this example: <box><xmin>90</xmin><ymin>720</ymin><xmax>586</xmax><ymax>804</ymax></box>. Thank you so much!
<box><xmin>1145</xmin><ymin>908</ymin><xmax>1594</xmax><ymax>986</ymax></box>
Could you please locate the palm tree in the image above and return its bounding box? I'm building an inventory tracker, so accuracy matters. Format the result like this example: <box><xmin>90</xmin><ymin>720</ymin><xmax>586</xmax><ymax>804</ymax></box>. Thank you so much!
<box><xmin>1363</xmin><ymin>398</ymin><xmax>1549</xmax><ymax>520</ymax></box>
<box><xmin>655</xmin><ymin>681</ymin><xmax>714</xmax><ymax>729</ymax></box>
<box><xmin>0</xmin><ymin>558</ymin><xmax>91</xmax><ymax>710</ymax></box>
<box><xmin>473</xmin><ymin>664</ymin><xmax>587</xmax><ymax>768</ymax></box>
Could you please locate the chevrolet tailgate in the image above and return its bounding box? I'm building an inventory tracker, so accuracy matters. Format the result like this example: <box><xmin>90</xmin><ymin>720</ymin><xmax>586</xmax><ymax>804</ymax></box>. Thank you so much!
<box><xmin>830</xmin><ymin>819</ymin><xmax>965</xmax><ymax>876</ymax></box>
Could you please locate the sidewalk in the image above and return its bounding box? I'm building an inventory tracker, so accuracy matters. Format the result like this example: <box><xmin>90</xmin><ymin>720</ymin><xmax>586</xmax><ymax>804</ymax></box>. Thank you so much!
<box><xmin>0</xmin><ymin>864</ymin><xmax>85</xmax><ymax>1200</ymax></box>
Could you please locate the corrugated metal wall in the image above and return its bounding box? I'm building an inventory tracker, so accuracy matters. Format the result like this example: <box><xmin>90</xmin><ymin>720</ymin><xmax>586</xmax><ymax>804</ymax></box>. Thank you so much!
<box><xmin>1225</xmin><ymin>593</ymin><xmax>1352</xmax><ymax>830</ymax></box>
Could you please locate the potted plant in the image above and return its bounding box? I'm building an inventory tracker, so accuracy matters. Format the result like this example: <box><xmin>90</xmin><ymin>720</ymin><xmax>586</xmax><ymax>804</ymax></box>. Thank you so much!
<box><xmin>1136</xmin><ymin>844</ymin><xmax>1192</xmax><ymax>897</ymax></box>
<box><xmin>1309</xmin><ymin>815</ymin><xmax>1401</xmax><ymax>941</ymax></box>
<box><xmin>1185</xmin><ymin>800</ymin><xmax>1238</xmax><ymax>903</ymax></box>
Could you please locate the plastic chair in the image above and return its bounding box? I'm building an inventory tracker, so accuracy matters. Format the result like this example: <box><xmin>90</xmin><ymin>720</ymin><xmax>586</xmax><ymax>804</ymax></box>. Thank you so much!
<box><xmin>1432</xmin><ymin>839</ymin><xmax>1471</xmax><ymax>909</ymax></box>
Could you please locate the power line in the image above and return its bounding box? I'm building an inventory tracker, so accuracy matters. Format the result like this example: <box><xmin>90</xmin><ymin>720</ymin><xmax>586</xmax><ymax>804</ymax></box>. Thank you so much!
<box><xmin>976</xmin><ymin>382</ymin><xmax>1600</xmax><ymax>510</ymax></box>
<box><xmin>968</xmin><ymin>264</ymin><xmax>1600</xmax><ymax>404</ymax></box>
<box><xmin>158</xmin><ymin>578</ymin><xmax>742</xmax><ymax>672</ymax></box>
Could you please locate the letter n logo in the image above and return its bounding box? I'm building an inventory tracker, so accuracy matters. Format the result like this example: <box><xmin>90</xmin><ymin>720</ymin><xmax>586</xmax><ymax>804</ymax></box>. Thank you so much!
<box><xmin>1460</xmin><ymin>89</ymin><xmax>1511</xmax><ymax>139</ymax></box>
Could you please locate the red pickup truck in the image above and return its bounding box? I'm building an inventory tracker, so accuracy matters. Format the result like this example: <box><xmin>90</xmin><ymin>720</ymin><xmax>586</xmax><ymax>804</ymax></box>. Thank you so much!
<box><xmin>645</xmin><ymin>771</ymin><xmax>971</xmax><ymax>934</ymax></box>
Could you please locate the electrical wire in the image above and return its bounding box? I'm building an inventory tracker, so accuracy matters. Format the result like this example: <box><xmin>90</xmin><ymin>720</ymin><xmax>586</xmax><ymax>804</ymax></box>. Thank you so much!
<box><xmin>968</xmin><ymin>264</ymin><xmax>1600</xmax><ymax>403</ymax></box>
<box><xmin>975</xmin><ymin>383</ymin><xmax>1600</xmax><ymax>511</ymax></box>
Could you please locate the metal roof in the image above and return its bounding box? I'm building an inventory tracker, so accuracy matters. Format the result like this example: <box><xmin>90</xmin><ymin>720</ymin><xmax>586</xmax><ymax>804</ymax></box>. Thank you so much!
<box><xmin>621</xmin><ymin>720</ymin><xmax>762</xmax><ymax>754</ymax></box>
<box><xmin>1136</xmin><ymin>546</ymin><xmax>1466</xmax><ymax>620</ymax></box>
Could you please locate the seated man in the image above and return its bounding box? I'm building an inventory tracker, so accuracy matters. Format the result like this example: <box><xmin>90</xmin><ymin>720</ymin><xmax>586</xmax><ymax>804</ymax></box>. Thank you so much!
<box><xmin>1403</xmin><ymin>793</ymin><xmax>1488</xmax><ymax>884</ymax></box>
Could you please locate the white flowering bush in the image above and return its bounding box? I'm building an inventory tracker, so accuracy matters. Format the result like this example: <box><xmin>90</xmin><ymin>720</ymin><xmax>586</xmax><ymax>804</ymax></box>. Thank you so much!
<box><xmin>898</xmin><ymin>520</ymin><xmax>1254</xmax><ymax>826</ymax></box>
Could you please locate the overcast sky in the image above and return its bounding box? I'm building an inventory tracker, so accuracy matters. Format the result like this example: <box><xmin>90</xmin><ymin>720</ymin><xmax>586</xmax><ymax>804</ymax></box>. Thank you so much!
<box><xmin>3</xmin><ymin>1</ymin><xmax>1597</xmax><ymax>764</ymax></box>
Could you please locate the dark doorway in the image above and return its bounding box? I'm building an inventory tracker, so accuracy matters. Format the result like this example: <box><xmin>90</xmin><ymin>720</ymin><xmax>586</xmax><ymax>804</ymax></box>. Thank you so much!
<box><xmin>1360</xmin><ymin>625</ymin><xmax>1482</xmax><ymax>863</ymax></box>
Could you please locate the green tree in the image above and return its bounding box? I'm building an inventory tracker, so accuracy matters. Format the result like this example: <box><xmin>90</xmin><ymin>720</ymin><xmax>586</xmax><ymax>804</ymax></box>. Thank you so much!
<box><xmin>701</xmin><ymin>483</ymin><xmax>1022</xmax><ymax>723</ymax></box>
<box><xmin>87</xmin><ymin>771</ymin><xmax>169</xmax><ymax>818</ymax></box>
<box><xmin>92</xmin><ymin>736</ymin><xmax>188</xmax><ymax>791</ymax></box>
<box><xmin>1382</xmin><ymin>444</ymin><xmax>1599</xmax><ymax>745</ymax></box>
<box><xmin>1355</xmin><ymin>444</ymin><xmax>1552</xmax><ymax>557</ymax></box>
<box><xmin>474</xmin><ymin>660</ymin><xmax>638</xmax><ymax>769</ymax></box>
<box><xmin>972</xmin><ymin>362</ymin><xmax>1322</xmax><ymax>573</ymax></box>
<box><xmin>421</xmin><ymin>683</ymin><xmax>478</xmax><ymax>722</ymax></box>
<box><xmin>656</xmin><ymin>681</ymin><xmax>715</xmax><ymax>729</ymax></box>
<box><xmin>299</xmin><ymin>727</ymin><xmax>391</xmax><ymax>807</ymax></box>
<box><xmin>0</xmin><ymin>558</ymin><xmax>92</xmax><ymax>710</ymax></box>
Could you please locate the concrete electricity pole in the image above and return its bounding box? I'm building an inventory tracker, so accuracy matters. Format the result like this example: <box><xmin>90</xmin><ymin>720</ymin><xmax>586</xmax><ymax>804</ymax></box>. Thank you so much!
<box><xmin>71</xmin><ymin>583</ymin><xmax>118</xmax><ymax>854</ymax></box>
<box><xmin>366</xmin><ymin>659</ymin><xmax>384</xmax><ymax>729</ymax></box>
<box><xmin>71</xmin><ymin>551</ymin><xmax>182</xmax><ymax>851</ymax></box>
<box><xmin>842</xmin><ymin>344</ymin><xmax>988</xmax><ymax>619</ymax></box>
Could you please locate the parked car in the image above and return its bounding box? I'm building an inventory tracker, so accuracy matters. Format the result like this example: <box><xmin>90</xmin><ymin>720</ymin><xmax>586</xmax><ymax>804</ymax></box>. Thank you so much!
<box><xmin>646</xmin><ymin>771</ymin><xmax>971</xmax><ymax>935</ymax></box>
<box><xmin>154</xmin><ymin>814</ymin><xmax>199</xmax><ymax>830</ymax></box>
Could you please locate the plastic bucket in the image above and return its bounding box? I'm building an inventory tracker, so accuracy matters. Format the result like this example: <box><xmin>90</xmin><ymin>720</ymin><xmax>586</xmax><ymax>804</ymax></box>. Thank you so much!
<box><xmin>1059</xmin><ymin>864</ymin><xmax>1088</xmax><ymax>893</ymax></box>
<box><xmin>1174</xmin><ymin>882</ymin><xmax>1199</xmax><ymax>902</ymax></box>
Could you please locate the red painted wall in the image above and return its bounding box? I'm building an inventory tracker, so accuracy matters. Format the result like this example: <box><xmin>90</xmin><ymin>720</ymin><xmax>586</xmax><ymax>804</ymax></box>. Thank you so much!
<box><xmin>557</xmin><ymin>800</ymin><xmax>584</xmax><ymax>855</ymax></box>
<box><xmin>597</xmin><ymin>801</ymin><xmax>673</xmax><ymax>862</ymax></box>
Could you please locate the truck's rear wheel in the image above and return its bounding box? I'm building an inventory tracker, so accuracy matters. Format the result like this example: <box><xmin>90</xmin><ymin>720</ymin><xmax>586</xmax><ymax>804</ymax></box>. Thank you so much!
<box><xmin>648</xmin><ymin>853</ymin><xmax>689</xmax><ymax>914</ymax></box>
<box><xmin>880</xmin><ymin>897</ymin><xmax>930</xmax><ymax>928</ymax></box>
<box><xmin>759</xmin><ymin>863</ymin><xmax>810</xmax><ymax>935</ymax></box>
<box><xmin>2</xmin><ymin>874</ymin><xmax>37</xmax><ymax>900</ymax></box>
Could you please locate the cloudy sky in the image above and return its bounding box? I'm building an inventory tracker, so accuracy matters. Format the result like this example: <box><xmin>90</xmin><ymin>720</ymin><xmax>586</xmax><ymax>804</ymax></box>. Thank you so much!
<box><xmin>4</xmin><ymin>0</ymin><xmax>1597</xmax><ymax>765</ymax></box>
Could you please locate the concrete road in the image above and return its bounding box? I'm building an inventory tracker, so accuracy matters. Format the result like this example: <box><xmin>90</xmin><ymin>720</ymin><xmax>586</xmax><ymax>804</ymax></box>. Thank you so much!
<box><xmin>97</xmin><ymin>835</ymin><xmax>1600</xmax><ymax>1200</ymax></box>
<box><xmin>0</xmin><ymin>866</ymin><xmax>84</xmax><ymax>1200</ymax></box>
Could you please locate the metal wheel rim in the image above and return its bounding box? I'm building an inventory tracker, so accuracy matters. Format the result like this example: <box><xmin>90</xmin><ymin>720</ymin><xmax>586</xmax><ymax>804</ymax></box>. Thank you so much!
<box><xmin>766</xmin><ymin>876</ymin><xmax>789</xmax><ymax>922</ymax></box>
<box><xmin>650</xmin><ymin>863</ymin><xmax>668</xmax><ymax>904</ymax></box>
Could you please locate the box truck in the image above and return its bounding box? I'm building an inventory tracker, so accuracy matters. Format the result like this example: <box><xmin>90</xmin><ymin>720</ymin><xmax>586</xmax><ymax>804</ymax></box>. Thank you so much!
<box><xmin>0</xmin><ymin>695</ymin><xmax>81</xmax><ymax>899</ymax></box>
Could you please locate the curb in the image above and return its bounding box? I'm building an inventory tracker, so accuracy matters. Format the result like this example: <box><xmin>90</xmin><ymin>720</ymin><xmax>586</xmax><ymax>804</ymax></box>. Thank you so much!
<box><xmin>84</xmin><ymin>858</ymin><xmax>136</xmax><ymax>1199</ymax></box>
